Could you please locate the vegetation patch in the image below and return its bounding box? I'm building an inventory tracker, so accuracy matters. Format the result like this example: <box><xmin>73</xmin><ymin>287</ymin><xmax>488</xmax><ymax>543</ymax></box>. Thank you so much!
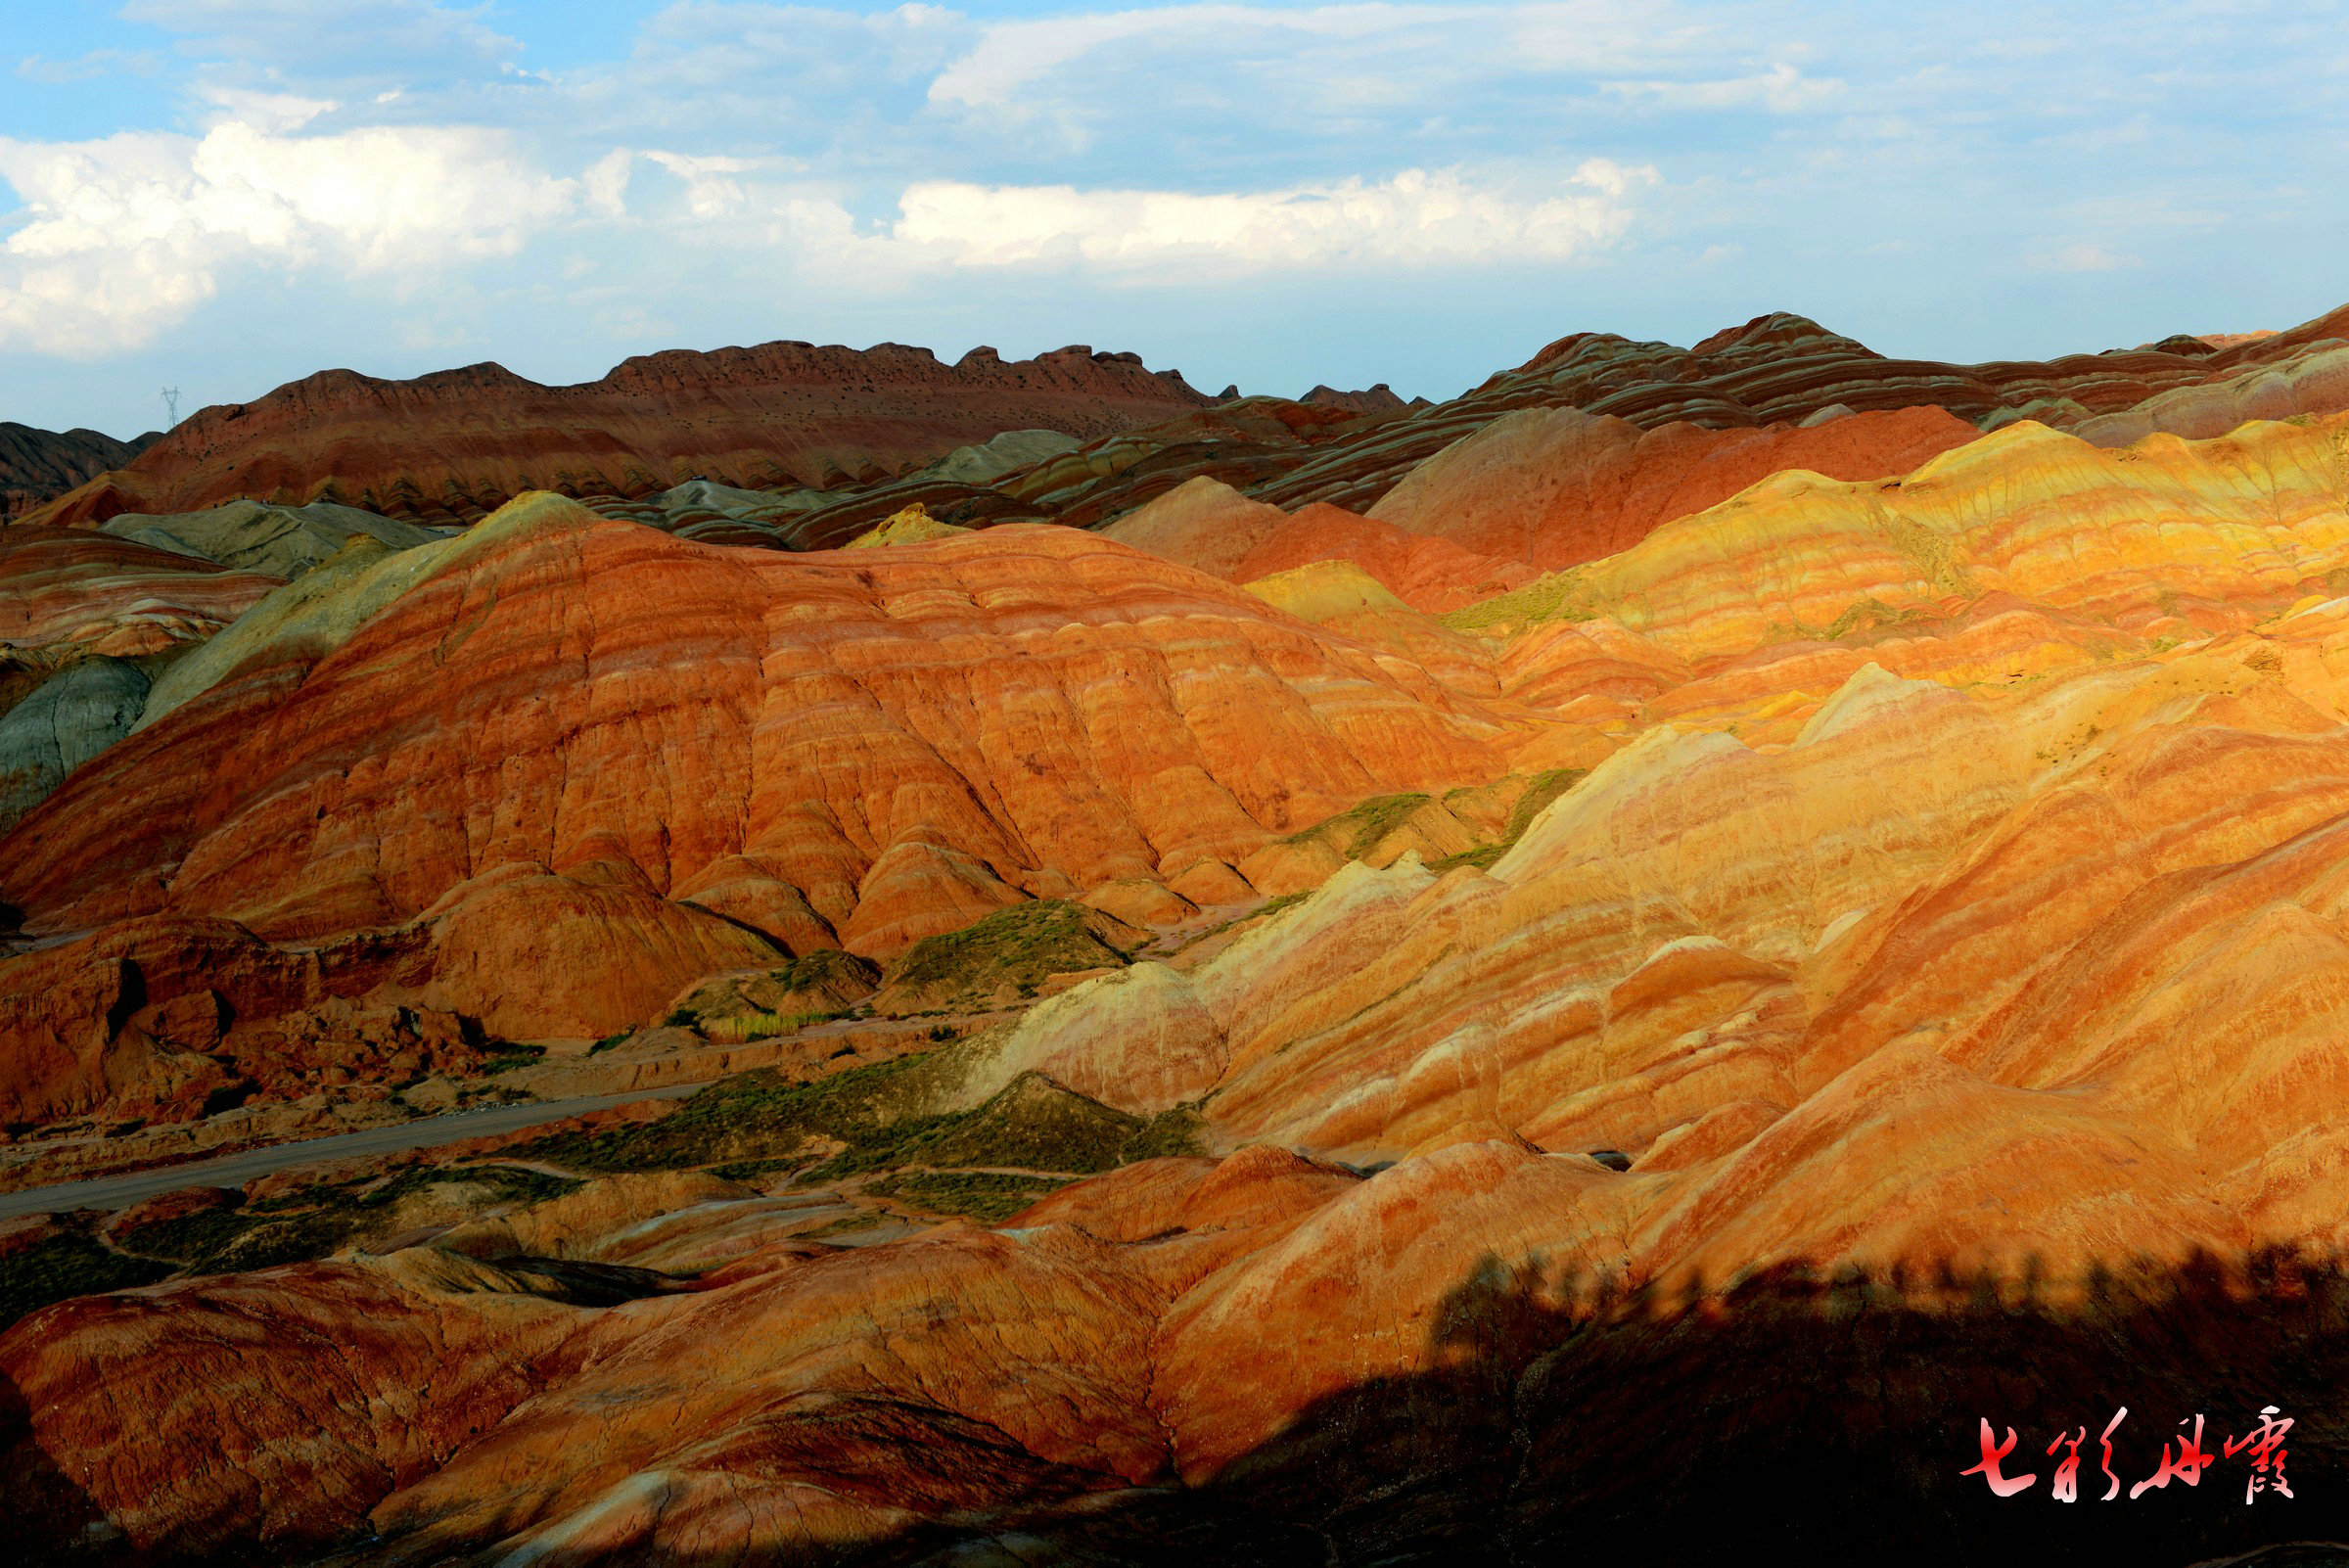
<box><xmin>1427</xmin><ymin>844</ymin><xmax>1506</xmax><ymax>874</ymax></box>
<box><xmin>0</xmin><ymin>1227</ymin><xmax>173</xmax><ymax>1331</ymax></box>
<box><xmin>874</xmin><ymin>899</ymin><xmax>1139</xmax><ymax>1013</ymax></box>
<box><xmin>115</xmin><ymin>1164</ymin><xmax>580</xmax><ymax>1274</ymax></box>
<box><xmin>1121</xmin><ymin>1103</ymin><xmax>1209</xmax><ymax>1163</ymax></box>
<box><xmin>803</xmin><ymin>1211</ymin><xmax>887</xmax><ymax>1239</ymax></box>
<box><xmin>1426</xmin><ymin>768</ymin><xmax>1589</xmax><ymax>875</ymax></box>
<box><xmin>508</xmin><ymin>1052</ymin><xmax>958</xmax><ymax>1176</ymax></box>
<box><xmin>1438</xmin><ymin>569</ymin><xmax>1601</xmax><ymax>631</ymax></box>
<box><xmin>818</xmin><ymin>1073</ymin><xmax>1141</xmax><ymax>1179</ymax></box>
<box><xmin>704</xmin><ymin>1011</ymin><xmax>829</xmax><ymax>1044</ymax></box>
<box><xmin>1166</xmin><ymin>891</ymin><xmax>1312</xmax><ymax>957</ymax></box>
<box><xmin>1282</xmin><ymin>792</ymin><xmax>1430</xmax><ymax>860</ymax></box>
<box><xmin>870</xmin><ymin>1172</ymin><xmax>1069</xmax><ymax>1223</ymax></box>
<box><xmin>509</xmin><ymin>1047</ymin><xmax>1206</xmax><ymax>1187</ymax></box>
<box><xmin>1821</xmin><ymin>595</ymin><xmax>1926</xmax><ymax>641</ymax></box>
<box><xmin>1500</xmin><ymin>767</ymin><xmax>1589</xmax><ymax>844</ymax></box>
<box><xmin>762</xmin><ymin>948</ymin><xmax>883</xmax><ymax>996</ymax></box>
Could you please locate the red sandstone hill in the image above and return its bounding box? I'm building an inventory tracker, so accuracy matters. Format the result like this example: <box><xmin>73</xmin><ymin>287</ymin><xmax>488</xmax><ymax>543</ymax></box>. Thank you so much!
<box><xmin>22</xmin><ymin>343</ymin><xmax>1212</xmax><ymax>529</ymax></box>
<box><xmin>0</xmin><ymin>423</ymin><xmax>158</xmax><ymax>523</ymax></box>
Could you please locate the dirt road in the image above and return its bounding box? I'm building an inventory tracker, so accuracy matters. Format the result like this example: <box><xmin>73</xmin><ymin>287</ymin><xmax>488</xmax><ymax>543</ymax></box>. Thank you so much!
<box><xmin>0</xmin><ymin>1085</ymin><xmax>703</xmax><ymax>1221</ymax></box>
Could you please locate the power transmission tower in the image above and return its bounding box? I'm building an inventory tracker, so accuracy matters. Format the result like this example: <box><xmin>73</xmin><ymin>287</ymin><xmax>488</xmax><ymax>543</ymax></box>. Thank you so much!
<box><xmin>161</xmin><ymin>387</ymin><xmax>180</xmax><ymax>428</ymax></box>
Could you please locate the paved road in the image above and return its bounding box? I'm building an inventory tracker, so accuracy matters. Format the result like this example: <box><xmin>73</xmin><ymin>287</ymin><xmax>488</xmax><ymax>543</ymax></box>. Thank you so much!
<box><xmin>0</xmin><ymin>1084</ymin><xmax>704</xmax><ymax>1221</ymax></box>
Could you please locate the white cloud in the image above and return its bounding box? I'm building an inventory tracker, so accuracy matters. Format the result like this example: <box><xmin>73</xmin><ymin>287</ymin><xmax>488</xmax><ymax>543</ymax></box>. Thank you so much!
<box><xmin>116</xmin><ymin>0</ymin><xmax>522</xmax><ymax>81</ymax></box>
<box><xmin>16</xmin><ymin>50</ymin><xmax>165</xmax><ymax>85</ymax></box>
<box><xmin>0</xmin><ymin>119</ymin><xmax>576</xmax><ymax>354</ymax></box>
<box><xmin>888</xmin><ymin>161</ymin><xmax>1653</xmax><ymax>273</ymax></box>
<box><xmin>1603</xmin><ymin>62</ymin><xmax>1843</xmax><ymax>112</ymax></box>
<box><xmin>929</xmin><ymin>3</ymin><xmax>1462</xmax><ymax>107</ymax></box>
<box><xmin>642</xmin><ymin>152</ymin><xmax>760</xmax><ymax>219</ymax></box>
<box><xmin>196</xmin><ymin>86</ymin><xmax>338</xmax><ymax>134</ymax></box>
<box><xmin>2025</xmin><ymin>240</ymin><xmax>2142</xmax><ymax>273</ymax></box>
<box><xmin>582</xmin><ymin>149</ymin><xmax>633</xmax><ymax>218</ymax></box>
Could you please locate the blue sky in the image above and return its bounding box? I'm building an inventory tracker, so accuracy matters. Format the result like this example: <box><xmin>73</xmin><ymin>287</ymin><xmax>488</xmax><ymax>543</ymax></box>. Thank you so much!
<box><xmin>3</xmin><ymin>0</ymin><xmax>2345</xmax><ymax>438</ymax></box>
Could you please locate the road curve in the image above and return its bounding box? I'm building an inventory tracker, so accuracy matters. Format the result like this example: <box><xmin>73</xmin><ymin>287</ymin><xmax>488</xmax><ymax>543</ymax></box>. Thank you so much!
<box><xmin>0</xmin><ymin>1084</ymin><xmax>704</xmax><ymax>1222</ymax></box>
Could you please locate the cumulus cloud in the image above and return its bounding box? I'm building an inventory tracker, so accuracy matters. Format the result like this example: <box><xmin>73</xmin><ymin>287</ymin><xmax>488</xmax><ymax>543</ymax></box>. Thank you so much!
<box><xmin>0</xmin><ymin>119</ymin><xmax>576</xmax><ymax>354</ymax></box>
<box><xmin>888</xmin><ymin>161</ymin><xmax>1653</xmax><ymax>273</ymax></box>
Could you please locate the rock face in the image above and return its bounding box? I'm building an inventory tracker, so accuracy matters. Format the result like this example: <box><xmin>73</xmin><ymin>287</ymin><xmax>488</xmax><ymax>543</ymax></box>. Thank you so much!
<box><xmin>1243</xmin><ymin>302</ymin><xmax>2349</xmax><ymax>517</ymax></box>
<box><xmin>0</xmin><ymin>658</ymin><xmax>149</xmax><ymax>835</ymax></box>
<box><xmin>2</xmin><ymin>498</ymin><xmax>1505</xmax><ymax>944</ymax></box>
<box><xmin>1363</xmin><ymin>404</ymin><xmax>1980</xmax><ymax>571</ymax></box>
<box><xmin>0</xmin><ymin>527</ymin><xmax>280</xmax><ymax>662</ymax></box>
<box><xmin>0</xmin><ymin>422</ymin><xmax>156</xmax><ymax>521</ymax></box>
<box><xmin>0</xmin><ymin>492</ymin><xmax>1511</xmax><ymax>1122</ymax></box>
<box><xmin>100</xmin><ymin>499</ymin><xmax>442</xmax><ymax>579</ymax></box>
<box><xmin>23</xmin><ymin>343</ymin><xmax>1212</xmax><ymax>528</ymax></box>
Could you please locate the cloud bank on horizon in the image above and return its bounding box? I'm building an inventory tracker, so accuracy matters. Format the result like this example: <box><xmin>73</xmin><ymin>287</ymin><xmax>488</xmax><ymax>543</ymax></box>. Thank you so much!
<box><xmin>2</xmin><ymin>0</ymin><xmax>2345</xmax><ymax>438</ymax></box>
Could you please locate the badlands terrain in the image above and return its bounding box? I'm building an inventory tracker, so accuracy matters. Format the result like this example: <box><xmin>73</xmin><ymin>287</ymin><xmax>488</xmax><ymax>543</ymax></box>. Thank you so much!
<box><xmin>5</xmin><ymin>310</ymin><xmax>2349</xmax><ymax>1562</ymax></box>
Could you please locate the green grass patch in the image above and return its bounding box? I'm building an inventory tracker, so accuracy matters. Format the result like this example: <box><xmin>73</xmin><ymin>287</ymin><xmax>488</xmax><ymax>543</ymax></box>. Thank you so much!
<box><xmin>508</xmin><ymin>1052</ymin><xmax>953</xmax><ymax>1176</ymax></box>
<box><xmin>815</xmin><ymin>1073</ymin><xmax>1139</xmax><ymax>1180</ymax></box>
<box><xmin>705</xmin><ymin>1011</ymin><xmax>789</xmax><ymax>1043</ymax></box>
<box><xmin>871</xmin><ymin>1171</ymin><xmax>1069</xmax><ymax>1223</ymax></box>
<box><xmin>0</xmin><ymin>1230</ymin><xmax>173</xmax><ymax>1330</ymax></box>
<box><xmin>1427</xmin><ymin>844</ymin><xmax>1506</xmax><ymax>874</ymax></box>
<box><xmin>763</xmin><ymin>948</ymin><xmax>880</xmax><ymax>993</ymax></box>
<box><xmin>1283</xmin><ymin>792</ymin><xmax>1428</xmax><ymax>859</ymax></box>
<box><xmin>506</xmin><ymin>1046</ymin><xmax>1205</xmax><ymax>1187</ymax></box>
<box><xmin>1121</xmin><ymin>1104</ymin><xmax>1208</xmax><ymax>1163</ymax></box>
<box><xmin>1500</xmin><ymin>767</ymin><xmax>1589</xmax><ymax>844</ymax></box>
<box><xmin>804</xmin><ymin>1211</ymin><xmax>888</xmax><ymax>1239</ymax></box>
<box><xmin>701</xmin><ymin>1007</ymin><xmax>853</xmax><ymax>1044</ymax></box>
<box><xmin>115</xmin><ymin>1165</ymin><xmax>582</xmax><ymax>1274</ymax></box>
<box><xmin>1167</xmin><ymin>891</ymin><xmax>1311</xmax><ymax>956</ymax></box>
<box><xmin>705</xmin><ymin>1156</ymin><xmax>802</xmax><ymax>1183</ymax></box>
<box><xmin>1438</xmin><ymin>569</ymin><xmax>1600</xmax><ymax>632</ymax></box>
<box><xmin>1342</xmin><ymin>793</ymin><xmax>1430</xmax><ymax>858</ymax></box>
<box><xmin>588</xmin><ymin>1032</ymin><xmax>631</xmax><ymax>1055</ymax></box>
<box><xmin>1427</xmin><ymin>768</ymin><xmax>1591</xmax><ymax>874</ymax></box>
<box><xmin>880</xmin><ymin>899</ymin><xmax>1132</xmax><ymax>1009</ymax></box>
<box><xmin>479</xmin><ymin>1043</ymin><xmax>546</xmax><ymax>1075</ymax></box>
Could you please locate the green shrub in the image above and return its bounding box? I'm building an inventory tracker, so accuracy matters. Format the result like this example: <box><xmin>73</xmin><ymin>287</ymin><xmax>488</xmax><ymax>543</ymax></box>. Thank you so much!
<box><xmin>871</xmin><ymin>1171</ymin><xmax>1068</xmax><ymax>1223</ymax></box>
<box><xmin>115</xmin><ymin>1164</ymin><xmax>582</xmax><ymax>1275</ymax></box>
<box><xmin>882</xmin><ymin>900</ymin><xmax>1131</xmax><ymax>1006</ymax></box>
<box><xmin>0</xmin><ymin>1231</ymin><xmax>172</xmax><ymax>1330</ymax></box>
<box><xmin>509</xmin><ymin>1052</ymin><xmax>950</xmax><ymax>1175</ymax></box>
<box><xmin>1500</xmin><ymin>767</ymin><xmax>1589</xmax><ymax>844</ymax></box>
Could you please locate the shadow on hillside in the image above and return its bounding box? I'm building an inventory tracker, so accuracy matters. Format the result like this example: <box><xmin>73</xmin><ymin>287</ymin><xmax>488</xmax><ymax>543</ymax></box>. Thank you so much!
<box><xmin>913</xmin><ymin>1246</ymin><xmax>2349</xmax><ymax>1568</ymax></box>
<box><xmin>0</xmin><ymin>1367</ymin><xmax>117</xmax><ymax>1557</ymax></box>
<box><xmin>18</xmin><ymin>1248</ymin><xmax>2349</xmax><ymax>1567</ymax></box>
